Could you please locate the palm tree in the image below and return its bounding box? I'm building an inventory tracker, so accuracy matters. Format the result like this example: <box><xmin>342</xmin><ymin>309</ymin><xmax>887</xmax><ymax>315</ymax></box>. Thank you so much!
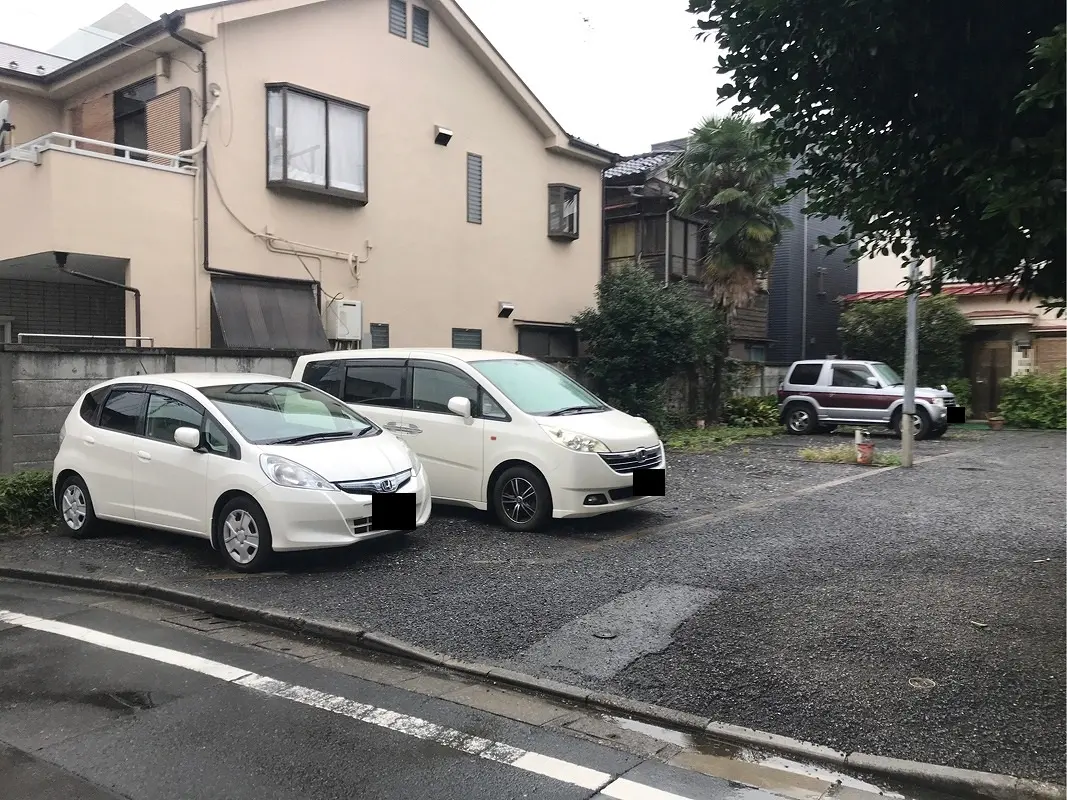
<box><xmin>669</xmin><ymin>115</ymin><xmax>792</xmax><ymax>309</ymax></box>
<box><xmin>668</xmin><ymin>115</ymin><xmax>792</xmax><ymax>420</ymax></box>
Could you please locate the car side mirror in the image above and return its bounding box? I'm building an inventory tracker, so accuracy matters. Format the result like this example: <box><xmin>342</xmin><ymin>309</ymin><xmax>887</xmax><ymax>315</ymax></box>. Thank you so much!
<box><xmin>865</xmin><ymin>377</ymin><xmax>879</xmax><ymax>388</ymax></box>
<box><xmin>447</xmin><ymin>396</ymin><xmax>473</xmax><ymax>422</ymax></box>
<box><xmin>174</xmin><ymin>426</ymin><xmax>202</xmax><ymax>450</ymax></box>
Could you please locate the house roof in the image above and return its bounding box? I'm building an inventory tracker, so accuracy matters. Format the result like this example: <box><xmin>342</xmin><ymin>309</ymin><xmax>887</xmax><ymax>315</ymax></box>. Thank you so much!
<box><xmin>604</xmin><ymin>151</ymin><xmax>678</xmax><ymax>179</ymax></box>
<box><xmin>841</xmin><ymin>283</ymin><xmax>1015</xmax><ymax>303</ymax></box>
<box><xmin>0</xmin><ymin>42</ymin><xmax>72</xmax><ymax>77</ymax></box>
<box><xmin>0</xmin><ymin>0</ymin><xmax>617</xmax><ymax>165</ymax></box>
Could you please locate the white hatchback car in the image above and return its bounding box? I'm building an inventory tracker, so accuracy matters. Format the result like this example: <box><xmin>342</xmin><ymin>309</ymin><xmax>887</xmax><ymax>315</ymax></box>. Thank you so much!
<box><xmin>52</xmin><ymin>373</ymin><xmax>431</xmax><ymax>572</ymax></box>
<box><xmin>291</xmin><ymin>349</ymin><xmax>665</xmax><ymax>531</ymax></box>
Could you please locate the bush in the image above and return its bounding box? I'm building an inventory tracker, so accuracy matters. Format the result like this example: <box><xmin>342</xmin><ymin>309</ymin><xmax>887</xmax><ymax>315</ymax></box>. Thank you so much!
<box><xmin>944</xmin><ymin>378</ymin><xmax>972</xmax><ymax>416</ymax></box>
<box><xmin>0</xmin><ymin>469</ymin><xmax>54</xmax><ymax>530</ymax></box>
<box><xmin>722</xmin><ymin>394</ymin><xmax>780</xmax><ymax>428</ymax></box>
<box><xmin>998</xmin><ymin>369</ymin><xmax>1066</xmax><ymax>428</ymax></box>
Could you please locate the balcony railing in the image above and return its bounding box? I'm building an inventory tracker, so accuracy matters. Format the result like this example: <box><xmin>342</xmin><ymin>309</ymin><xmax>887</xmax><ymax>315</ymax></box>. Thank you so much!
<box><xmin>0</xmin><ymin>132</ymin><xmax>195</xmax><ymax>173</ymax></box>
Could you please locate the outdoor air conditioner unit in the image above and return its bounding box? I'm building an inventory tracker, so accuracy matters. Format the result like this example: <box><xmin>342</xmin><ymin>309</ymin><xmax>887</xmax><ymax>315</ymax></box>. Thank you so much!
<box><xmin>323</xmin><ymin>300</ymin><xmax>363</xmax><ymax>341</ymax></box>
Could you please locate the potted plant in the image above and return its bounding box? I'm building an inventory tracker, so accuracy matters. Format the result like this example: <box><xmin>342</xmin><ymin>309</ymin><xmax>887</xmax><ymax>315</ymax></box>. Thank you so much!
<box><xmin>987</xmin><ymin>410</ymin><xmax>1006</xmax><ymax>431</ymax></box>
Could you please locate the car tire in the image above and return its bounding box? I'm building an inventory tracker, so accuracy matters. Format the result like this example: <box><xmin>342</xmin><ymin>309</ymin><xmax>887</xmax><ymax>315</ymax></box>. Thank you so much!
<box><xmin>216</xmin><ymin>496</ymin><xmax>274</xmax><ymax>573</ymax></box>
<box><xmin>57</xmin><ymin>474</ymin><xmax>98</xmax><ymax>539</ymax></box>
<box><xmin>492</xmin><ymin>465</ymin><xmax>552</xmax><ymax>532</ymax></box>
<box><xmin>891</xmin><ymin>407</ymin><xmax>933</xmax><ymax>441</ymax></box>
<box><xmin>928</xmin><ymin>424</ymin><xmax>947</xmax><ymax>440</ymax></box>
<box><xmin>784</xmin><ymin>403</ymin><xmax>818</xmax><ymax>435</ymax></box>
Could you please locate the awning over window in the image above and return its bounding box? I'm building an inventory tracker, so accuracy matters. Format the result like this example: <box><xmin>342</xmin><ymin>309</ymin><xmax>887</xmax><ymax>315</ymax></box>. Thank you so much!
<box><xmin>210</xmin><ymin>276</ymin><xmax>329</xmax><ymax>351</ymax></box>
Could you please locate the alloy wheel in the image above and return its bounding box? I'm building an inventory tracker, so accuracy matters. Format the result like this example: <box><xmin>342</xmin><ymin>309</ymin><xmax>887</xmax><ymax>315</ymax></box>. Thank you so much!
<box><xmin>223</xmin><ymin>509</ymin><xmax>260</xmax><ymax>565</ymax></box>
<box><xmin>62</xmin><ymin>485</ymin><xmax>86</xmax><ymax>531</ymax></box>
<box><xmin>501</xmin><ymin>477</ymin><xmax>537</xmax><ymax>525</ymax></box>
<box><xmin>788</xmin><ymin>408</ymin><xmax>810</xmax><ymax>433</ymax></box>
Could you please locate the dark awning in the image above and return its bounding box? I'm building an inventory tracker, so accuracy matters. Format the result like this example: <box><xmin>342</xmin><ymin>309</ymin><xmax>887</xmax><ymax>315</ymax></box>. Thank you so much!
<box><xmin>210</xmin><ymin>276</ymin><xmax>329</xmax><ymax>351</ymax></box>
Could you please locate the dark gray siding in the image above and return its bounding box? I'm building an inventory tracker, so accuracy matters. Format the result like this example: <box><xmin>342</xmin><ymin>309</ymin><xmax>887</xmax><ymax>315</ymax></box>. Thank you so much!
<box><xmin>0</xmin><ymin>280</ymin><xmax>125</xmax><ymax>343</ymax></box>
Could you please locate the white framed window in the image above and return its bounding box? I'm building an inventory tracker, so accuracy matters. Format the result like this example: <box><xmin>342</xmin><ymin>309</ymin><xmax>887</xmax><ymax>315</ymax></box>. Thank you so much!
<box><xmin>266</xmin><ymin>83</ymin><xmax>368</xmax><ymax>203</ymax></box>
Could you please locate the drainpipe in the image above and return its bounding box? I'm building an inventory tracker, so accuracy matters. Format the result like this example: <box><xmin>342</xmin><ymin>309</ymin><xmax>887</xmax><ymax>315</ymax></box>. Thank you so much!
<box><xmin>55</xmin><ymin>252</ymin><xmax>143</xmax><ymax>348</ymax></box>
<box><xmin>664</xmin><ymin>200</ymin><xmax>678</xmax><ymax>287</ymax></box>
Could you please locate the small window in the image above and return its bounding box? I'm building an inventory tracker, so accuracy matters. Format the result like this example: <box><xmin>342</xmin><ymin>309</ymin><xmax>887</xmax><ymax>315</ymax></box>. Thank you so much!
<box><xmin>452</xmin><ymin>328</ymin><xmax>482</xmax><ymax>349</ymax></box>
<box><xmin>481</xmin><ymin>393</ymin><xmax>508</xmax><ymax>421</ymax></box>
<box><xmin>412</xmin><ymin>365</ymin><xmax>479</xmax><ymax>415</ymax></box>
<box><xmin>548</xmin><ymin>184</ymin><xmax>579</xmax><ymax>240</ymax></box>
<box><xmin>388</xmin><ymin>0</ymin><xmax>406</xmax><ymax>36</ymax></box>
<box><xmin>266</xmin><ymin>84</ymin><xmax>368</xmax><ymax>203</ymax></box>
<box><xmin>343</xmin><ymin>362</ymin><xmax>407</xmax><ymax>407</ymax></box>
<box><xmin>146</xmin><ymin>394</ymin><xmax>204</xmax><ymax>444</ymax></box>
<box><xmin>831</xmin><ymin>365</ymin><xmax>874</xmax><ymax>388</ymax></box>
<box><xmin>642</xmin><ymin>217</ymin><xmax>665</xmax><ymax>253</ymax></box>
<box><xmin>370</xmin><ymin>323</ymin><xmax>390</xmax><ymax>348</ymax></box>
<box><xmin>204</xmin><ymin>417</ymin><xmax>232</xmax><ymax>456</ymax></box>
<box><xmin>747</xmin><ymin>344</ymin><xmax>766</xmax><ymax>363</ymax></box>
<box><xmin>301</xmin><ymin>360</ymin><xmax>344</xmax><ymax>398</ymax></box>
<box><xmin>99</xmin><ymin>390</ymin><xmax>146</xmax><ymax>435</ymax></box>
<box><xmin>79</xmin><ymin>387</ymin><xmax>109</xmax><ymax>425</ymax></box>
<box><xmin>606</xmin><ymin>221</ymin><xmax>636</xmax><ymax>261</ymax></box>
<box><xmin>412</xmin><ymin>5</ymin><xmax>430</xmax><ymax>46</ymax></box>
<box><xmin>788</xmin><ymin>363</ymin><xmax>823</xmax><ymax>386</ymax></box>
<box><xmin>518</xmin><ymin>327</ymin><xmax>578</xmax><ymax>359</ymax></box>
<box><xmin>467</xmin><ymin>153</ymin><xmax>483</xmax><ymax>224</ymax></box>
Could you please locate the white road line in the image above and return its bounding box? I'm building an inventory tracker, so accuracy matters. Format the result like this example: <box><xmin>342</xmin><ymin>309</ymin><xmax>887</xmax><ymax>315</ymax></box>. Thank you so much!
<box><xmin>0</xmin><ymin>609</ymin><xmax>697</xmax><ymax>800</ymax></box>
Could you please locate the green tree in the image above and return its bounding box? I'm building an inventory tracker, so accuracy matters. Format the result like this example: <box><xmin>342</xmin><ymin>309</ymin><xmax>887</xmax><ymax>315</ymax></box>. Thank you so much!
<box><xmin>687</xmin><ymin>1</ymin><xmax>1066</xmax><ymax>310</ymax></box>
<box><xmin>573</xmin><ymin>263</ymin><xmax>726</xmax><ymax>430</ymax></box>
<box><xmin>837</xmin><ymin>294</ymin><xmax>974</xmax><ymax>384</ymax></box>
<box><xmin>668</xmin><ymin>115</ymin><xmax>791</xmax><ymax>419</ymax></box>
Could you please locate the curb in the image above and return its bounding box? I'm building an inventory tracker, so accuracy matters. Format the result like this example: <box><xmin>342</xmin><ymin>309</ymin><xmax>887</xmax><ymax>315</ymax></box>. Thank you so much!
<box><xmin>1</xmin><ymin>566</ymin><xmax>1063</xmax><ymax>800</ymax></box>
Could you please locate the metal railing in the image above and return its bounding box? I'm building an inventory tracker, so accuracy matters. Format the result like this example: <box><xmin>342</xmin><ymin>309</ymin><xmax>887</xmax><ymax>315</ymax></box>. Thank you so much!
<box><xmin>16</xmin><ymin>333</ymin><xmax>155</xmax><ymax>347</ymax></box>
<box><xmin>0</xmin><ymin>132</ymin><xmax>195</xmax><ymax>172</ymax></box>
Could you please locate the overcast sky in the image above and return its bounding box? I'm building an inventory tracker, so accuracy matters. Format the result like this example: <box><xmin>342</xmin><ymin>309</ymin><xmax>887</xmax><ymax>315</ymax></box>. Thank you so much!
<box><xmin>5</xmin><ymin>0</ymin><xmax>732</xmax><ymax>154</ymax></box>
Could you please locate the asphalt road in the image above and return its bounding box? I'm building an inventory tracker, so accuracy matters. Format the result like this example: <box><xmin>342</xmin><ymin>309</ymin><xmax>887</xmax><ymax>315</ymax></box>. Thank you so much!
<box><xmin>0</xmin><ymin>579</ymin><xmax>789</xmax><ymax>800</ymax></box>
<box><xmin>0</xmin><ymin>430</ymin><xmax>1063</xmax><ymax>784</ymax></box>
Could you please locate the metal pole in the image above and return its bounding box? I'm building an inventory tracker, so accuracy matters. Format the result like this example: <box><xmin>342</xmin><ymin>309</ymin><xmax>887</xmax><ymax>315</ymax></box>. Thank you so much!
<box><xmin>800</xmin><ymin>189</ymin><xmax>809</xmax><ymax>359</ymax></box>
<box><xmin>901</xmin><ymin>257</ymin><xmax>920</xmax><ymax>467</ymax></box>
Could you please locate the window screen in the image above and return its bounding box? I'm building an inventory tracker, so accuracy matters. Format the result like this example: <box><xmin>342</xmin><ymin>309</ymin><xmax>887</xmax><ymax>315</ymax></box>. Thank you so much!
<box><xmin>788</xmin><ymin>363</ymin><xmax>823</xmax><ymax>386</ymax></box>
<box><xmin>388</xmin><ymin>0</ymin><xmax>406</xmax><ymax>36</ymax></box>
<box><xmin>467</xmin><ymin>153</ymin><xmax>483</xmax><ymax>224</ymax></box>
<box><xmin>452</xmin><ymin>328</ymin><xmax>482</xmax><ymax>349</ymax></box>
<box><xmin>370</xmin><ymin>323</ymin><xmax>390</xmax><ymax>348</ymax></box>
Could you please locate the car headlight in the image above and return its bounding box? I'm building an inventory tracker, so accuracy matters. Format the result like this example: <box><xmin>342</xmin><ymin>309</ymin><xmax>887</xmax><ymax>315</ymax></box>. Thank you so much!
<box><xmin>260</xmin><ymin>454</ymin><xmax>337</xmax><ymax>491</ymax></box>
<box><xmin>540</xmin><ymin>425</ymin><xmax>609</xmax><ymax>453</ymax></box>
<box><xmin>400</xmin><ymin>440</ymin><xmax>423</xmax><ymax>476</ymax></box>
<box><xmin>931</xmin><ymin>397</ymin><xmax>945</xmax><ymax>407</ymax></box>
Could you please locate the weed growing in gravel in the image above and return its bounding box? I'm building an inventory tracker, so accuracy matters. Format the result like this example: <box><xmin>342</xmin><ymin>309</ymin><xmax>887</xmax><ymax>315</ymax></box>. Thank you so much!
<box><xmin>799</xmin><ymin>444</ymin><xmax>903</xmax><ymax>467</ymax></box>
<box><xmin>666</xmin><ymin>426</ymin><xmax>781</xmax><ymax>453</ymax></box>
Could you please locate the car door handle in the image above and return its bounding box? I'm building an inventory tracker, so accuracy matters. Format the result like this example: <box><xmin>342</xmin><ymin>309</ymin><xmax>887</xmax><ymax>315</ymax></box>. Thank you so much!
<box><xmin>83</xmin><ymin>435</ymin><xmax>95</xmax><ymax>445</ymax></box>
<box><xmin>405</xmin><ymin>424</ymin><xmax>422</xmax><ymax>435</ymax></box>
<box><xmin>136</xmin><ymin>450</ymin><xmax>152</xmax><ymax>462</ymax></box>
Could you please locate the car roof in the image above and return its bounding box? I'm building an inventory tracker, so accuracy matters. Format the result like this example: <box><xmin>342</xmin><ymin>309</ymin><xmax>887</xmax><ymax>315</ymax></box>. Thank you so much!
<box><xmin>91</xmin><ymin>373</ymin><xmax>296</xmax><ymax>390</ymax></box>
<box><xmin>295</xmin><ymin>348</ymin><xmax>532</xmax><ymax>364</ymax></box>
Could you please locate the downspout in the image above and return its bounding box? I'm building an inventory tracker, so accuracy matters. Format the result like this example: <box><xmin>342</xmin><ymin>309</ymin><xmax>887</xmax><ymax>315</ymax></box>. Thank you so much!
<box><xmin>664</xmin><ymin>202</ymin><xmax>677</xmax><ymax>287</ymax></box>
<box><xmin>55</xmin><ymin>252</ymin><xmax>143</xmax><ymax>348</ymax></box>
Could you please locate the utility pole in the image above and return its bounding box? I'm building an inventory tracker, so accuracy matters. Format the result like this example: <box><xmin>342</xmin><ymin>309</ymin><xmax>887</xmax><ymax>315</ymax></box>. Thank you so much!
<box><xmin>901</xmin><ymin>257</ymin><xmax>920</xmax><ymax>467</ymax></box>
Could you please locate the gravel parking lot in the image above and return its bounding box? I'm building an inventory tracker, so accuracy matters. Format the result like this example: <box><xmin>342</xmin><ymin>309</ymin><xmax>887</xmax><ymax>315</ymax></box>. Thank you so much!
<box><xmin>1</xmin><ymin>429</ymin><xmax>1062</xmax><ymax>783</ymax></box>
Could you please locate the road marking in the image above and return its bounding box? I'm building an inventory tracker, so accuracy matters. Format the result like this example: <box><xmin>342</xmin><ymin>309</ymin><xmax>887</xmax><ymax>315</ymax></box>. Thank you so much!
<box><xmin>0</xmin><ymin>609</ymin><xmax>696</xmax><ymax>800</ymax></box>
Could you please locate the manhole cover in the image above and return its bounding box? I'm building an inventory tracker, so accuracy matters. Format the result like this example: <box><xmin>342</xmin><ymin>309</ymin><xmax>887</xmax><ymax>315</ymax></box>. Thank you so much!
<box><xmin>909</xmin><ymin>677</ymin><xmax>937</xmax><ymax>690</ymax></box>
<box><xmin>593</xmin><ymin>631</ymin><xmax>618</xmax><ymax>640</ymax></box>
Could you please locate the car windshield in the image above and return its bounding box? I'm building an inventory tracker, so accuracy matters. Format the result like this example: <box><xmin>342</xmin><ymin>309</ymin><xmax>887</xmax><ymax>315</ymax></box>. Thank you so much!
<box><xmin>469</xmin><ymin>358</ymin><xmax>609</xmax><ymax>417</ymax></box>
<box><xmin>198</xmin><ymin>382</ymin><xmax>378</xmax><ymax>445</ymax></box>
<box><xmin>870</xmin><ymin>362</ymin><xmax>904</xmax><ymax>387</ymax></box>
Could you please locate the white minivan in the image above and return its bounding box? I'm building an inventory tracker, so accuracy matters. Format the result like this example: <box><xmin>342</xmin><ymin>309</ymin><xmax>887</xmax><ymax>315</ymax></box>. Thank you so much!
<box><xmin>291</xmin><ymin>349</ymin><xmax>665</xmax><ymax>531</ymax></box>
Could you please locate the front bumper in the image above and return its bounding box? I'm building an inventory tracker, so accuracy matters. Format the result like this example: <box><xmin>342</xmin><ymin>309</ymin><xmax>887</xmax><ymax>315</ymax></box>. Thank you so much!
<box><xmin>546</xmin><ymin>442</ymin><xmax>665</xmax><ymax>519</ymax></box>
<box><xmin>253</xmin><ymin>469</ymin><xmax>432</xmax><ymax>552</ymax></box>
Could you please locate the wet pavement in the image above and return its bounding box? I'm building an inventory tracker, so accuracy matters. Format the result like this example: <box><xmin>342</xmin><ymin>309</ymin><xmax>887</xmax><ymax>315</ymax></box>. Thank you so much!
<box><xmin>0</xmin><ymin>430</ymin><xmax>1063</xmax><ymax>784</ymax></box>
<box><xmin>0</xmin><ymin>579</ymin><xmax>934</xmax><ymax>800</ymax></box>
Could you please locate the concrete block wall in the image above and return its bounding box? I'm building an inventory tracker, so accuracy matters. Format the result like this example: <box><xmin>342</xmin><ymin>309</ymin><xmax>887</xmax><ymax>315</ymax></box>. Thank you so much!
<box><xmin>0</xmin><ymin>346</ymin><xmax>299</xmax><ymax>473</ymax></box>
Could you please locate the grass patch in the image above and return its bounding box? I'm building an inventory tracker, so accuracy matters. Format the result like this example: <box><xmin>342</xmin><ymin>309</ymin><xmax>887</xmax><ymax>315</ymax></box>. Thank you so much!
<box><xmin>799</xmin><ymin>443</ymin><xmax>903</xmax><ymax>467</ymax></box>
<box><xmin>666</xmin><ymin>426</ymin><xmax>782</xmax><ymax>453</ymax></box>
<box><xmin>0</xmin><ymin>469</ymin><xmax>54</xmax><ymax>533</ymax></box>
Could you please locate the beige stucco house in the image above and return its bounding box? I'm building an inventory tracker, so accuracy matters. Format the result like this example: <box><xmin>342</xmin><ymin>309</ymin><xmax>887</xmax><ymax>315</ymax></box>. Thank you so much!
<box><xmin>846</xmin><ymin>251</ymin><xmax>1066</xmax><ymax>417</ymax></box>
<box><xmin>0</xmin><ymin>0</ymin><xmax>615</xmax><ymax>354</ymax></box>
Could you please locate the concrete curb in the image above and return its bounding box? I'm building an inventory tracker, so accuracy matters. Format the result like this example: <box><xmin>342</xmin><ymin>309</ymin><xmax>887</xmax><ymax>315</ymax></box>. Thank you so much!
<box><xmin>1</xmin><ymin>566</ymin><xmax>1063</xmax><ymax>800</ymax></box>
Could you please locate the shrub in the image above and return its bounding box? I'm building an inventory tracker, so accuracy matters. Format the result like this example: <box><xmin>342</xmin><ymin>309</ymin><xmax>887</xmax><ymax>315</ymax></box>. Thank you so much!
<box><xmin>722</xmin><ymin>394</ymin><xmax>780</xmax><ymax>428</ymax></box>
<box><xmin>0</xmin><ymin>469</ymin><xmax>54</xmax><ymax>530</ymax></box>
<box><xmin>998</xmin><ymin>369</ymin><xmax>1067</xmax><ymax>429</ymax></box>
<box><xmin>944</xmin><ymin>378</ymin><xmax>972</xmax><ymax>416</ymax></box>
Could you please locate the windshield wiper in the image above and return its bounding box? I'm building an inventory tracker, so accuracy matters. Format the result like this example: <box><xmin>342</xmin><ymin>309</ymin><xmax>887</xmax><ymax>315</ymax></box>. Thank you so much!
<box><xmin>267</xmin><ymin>430</ymin><xmax>358</xmax><ymax>445</ymax></box>
<box><xmin>354</xmin><ymin>426</ymin><xmax>379</xmax><ymax>438</ymax></box>
<box><xmin>547</xmin><ymin>405</ymin><xmax>606</xmax><ymax>416</ymax></box>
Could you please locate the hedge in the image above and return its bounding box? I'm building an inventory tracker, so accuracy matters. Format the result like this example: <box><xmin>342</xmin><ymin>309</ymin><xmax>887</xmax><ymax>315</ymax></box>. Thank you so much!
<box><xmin>998</xmin><ymin>369</ymin><xmax>1067</xmax><ymax>429</ymax></box>
<box><xmin>0</xmin><ymin>470</ymin><xmax>54</xmax><ymax>530</ymax></box>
